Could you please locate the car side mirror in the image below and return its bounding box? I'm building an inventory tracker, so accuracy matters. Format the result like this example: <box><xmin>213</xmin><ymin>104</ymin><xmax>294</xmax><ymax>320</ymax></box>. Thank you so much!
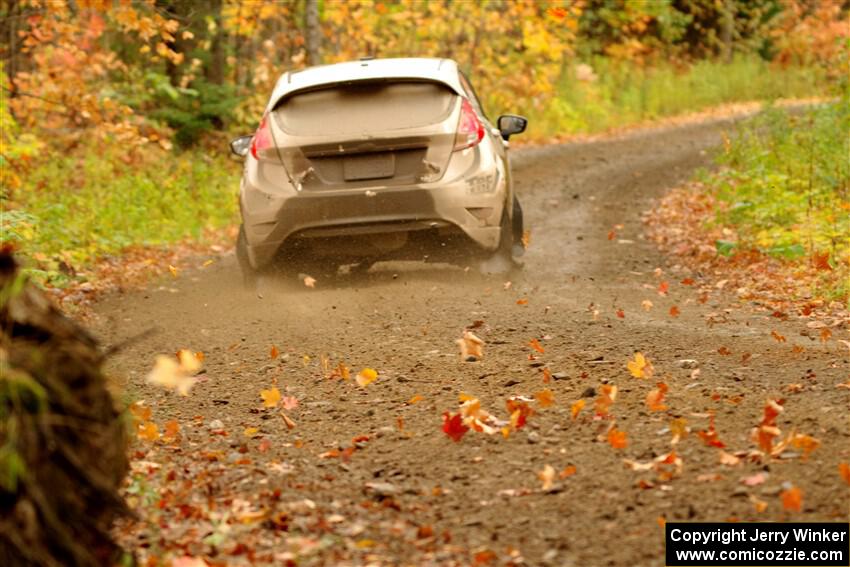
<box><xmin>230</xmin><ymin>135</ymin><xmax>252</xmax><ymax>157</ymax></box>
<box><xmin>497</xmin><ymin>115</ymin><xmax>528</xmax><ymax>140</ymax></box>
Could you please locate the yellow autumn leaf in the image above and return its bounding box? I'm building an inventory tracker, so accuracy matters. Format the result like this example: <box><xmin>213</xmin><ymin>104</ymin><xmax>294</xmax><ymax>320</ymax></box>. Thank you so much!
<box><xmin>627</xmin><ymin>352</ymin><xmax>652</xmax><ymax>378</ymax></box>
<box><xmin>260</xmin><ymin>386</ymin><xmax>281</xmax><ymax>408</ymax></box>
<box><xmin>137</xmin><ymin>421</ymin><xmax>159</xmax><ymax>442</ymax></box>
<box><xmin>570</xmin><ymin>399</ymin><xmax>585</xmax><ymax>420</ymax></box>
<box><xmin>243</xmin><ymin>427</ymin><xmax>260</xmax><ymax>437</ymax></box>
<box><xmin>356</xmin><ymin>368</ymin><xmax>378</xmax><ymax>387</ymax></box>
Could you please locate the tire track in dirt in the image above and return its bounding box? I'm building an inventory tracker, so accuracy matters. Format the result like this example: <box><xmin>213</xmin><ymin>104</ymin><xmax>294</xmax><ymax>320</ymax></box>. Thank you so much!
<box><xmin>96</xmin><ymin>119</ymin><xmax>848</xmax><ymax>566</ymax></box>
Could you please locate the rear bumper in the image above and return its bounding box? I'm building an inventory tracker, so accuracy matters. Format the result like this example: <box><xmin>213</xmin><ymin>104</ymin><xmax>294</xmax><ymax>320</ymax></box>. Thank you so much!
<box><xmin>240</xmin><ymin>153</ymin><xmax>507</xmax><ymax>268</ymax></box>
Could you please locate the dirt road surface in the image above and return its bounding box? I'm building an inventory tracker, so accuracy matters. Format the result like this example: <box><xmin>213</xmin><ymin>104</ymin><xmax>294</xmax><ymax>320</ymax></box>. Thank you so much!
<box><xmin>94</xmin><ymin>119</ymin><xmax>849</xmax><ymax>566</ymax></box>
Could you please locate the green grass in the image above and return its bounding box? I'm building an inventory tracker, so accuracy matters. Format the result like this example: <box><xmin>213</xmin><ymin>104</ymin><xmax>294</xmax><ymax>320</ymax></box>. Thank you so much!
<box><xmin>703</xmin><ymin>99</ymin><xmax>850</xmax><ymax>300</ymax></box>
<box><xmin>523</xmin><ymin>56</ymin><xmax>828</xmax><ymax>139</ymax></box>
<box><xmin>2</xmin><ymin>145</ymin><xmax>240</xmax><ymax>286</ymax></box>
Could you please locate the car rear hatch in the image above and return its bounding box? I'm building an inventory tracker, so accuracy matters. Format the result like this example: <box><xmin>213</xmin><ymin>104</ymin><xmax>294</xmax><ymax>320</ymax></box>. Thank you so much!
<box><xmin>267</xmin><ymin>80</ymin><xmax>460</xmax><ymax>190</ymax></box>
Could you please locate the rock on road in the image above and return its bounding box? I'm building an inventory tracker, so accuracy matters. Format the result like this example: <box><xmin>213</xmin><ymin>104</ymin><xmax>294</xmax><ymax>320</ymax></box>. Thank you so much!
<box><xmin>95</xmin><ymin>119</ymin><xmax>848</xmax><ymax>566</ymax></box>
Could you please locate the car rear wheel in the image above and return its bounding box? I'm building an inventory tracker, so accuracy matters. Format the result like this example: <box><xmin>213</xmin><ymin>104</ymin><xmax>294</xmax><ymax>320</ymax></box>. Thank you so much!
<box><xmin>236</xmin><ymin>225</ymin><xmax>259</xmax><ymax>290</ymax></box>
<box><xmin>478</xmin><ymin>198</ymin><xmax>523</xmax><ymax>275</ymax></box>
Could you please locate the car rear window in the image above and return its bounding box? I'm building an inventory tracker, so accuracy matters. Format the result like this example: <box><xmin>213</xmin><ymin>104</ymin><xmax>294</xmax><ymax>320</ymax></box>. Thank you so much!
<box><xmin>273</xmin><ymin>81</ymin><xmax>456</xmax><ymax>136</ymax></box>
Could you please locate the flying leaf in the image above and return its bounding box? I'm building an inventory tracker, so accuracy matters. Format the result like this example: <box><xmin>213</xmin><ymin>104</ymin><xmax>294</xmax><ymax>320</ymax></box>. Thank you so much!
<box><xmin>839</xmin><ymin>463</ymin><xmax>850</xmax><ymax>485</ymax></box>
<box><xmin>163</xmin><ymin>419</ymin><xmax>180</xmax><ymax>442</ymax></box>
<box><xmin>616</xmin><ymin>308</ymin><xmax>625</xmax><ymax>318</ymax></box>
<box><xmin>146</xmin><ymin>351</ymin><xmax>200</xmax><ymax>396</ymax></box>
<box><xmin>280</xmin><ymin>411</ymin><xmax>296</xmax><ymax>430</ymax></box>
<box><xmin>281</xmin><ymin>395</ymin><xmax>299</xmax><ymax>410</ymax></box>
<box><xmin>570</xmin><ymin>399</ymin><xmax>586</xmax><ymax>420</ymax></box>
<box><xmin>138</xmin><ymin>421</ymin><xmax>159</xmax><ymax>442</ymax></box>
<box><xmin>303</xmin><ymin>275</ymin><xmax>316</xmax><ymax>288</ymax></box>
<box><xmin>457</xmin><ymin>331</ymin><xmax>485</xmax><ymax>361</ymax></box>
<box><xmin>670</xmin><ymin>417</ymin><xmax>689</xmax><ymax>444</ymax></box>
<box><xmin>506</xmin><ymin>396</ymin><xmax>534</xmax><ymax>429</ymax></box>
<box><xmin>645</xmin><ymin>382</ymin><xmax>668</xmax><ymax>411</ymax></box>
<box><xmin>594</xmin><ymin>384</ymin><xmax>618</xmax><ymax>416</ymax></box>
<box><xmin>528</xmin><ymin>338</ymin><xmax>545</xmax><ymax>354</ymax></box>
<box><xmin>781</xmin><ymin>486</ymin><xmax>802</xmax><ymax>512</ymax></box>
<box><xmin>442</xmin><ymin>412</ymin><xmax>469</xmax><ymax>442</ymax></box>
<box><xmin>718</xmin><ymin>346</ymin><xmax>731</xmax><ymax>355</ymax></box>
<box><xmin>168</xmin><ymin>264</ymin><xmax>179</xmax><ymax>278</ymax></box>
<box><xmin>538</xmin><ymin>464</ymin><xmax>555</xmax><ymax>490</ymax></box>
<box><xmin>243</xmin><ymin>427</ymin><xmax>259</xmax><ymax>437</ymax></box>
<box><xmin>718</xmin><ymin>450</ymin><xmax>740</xmax><ymax>466</ymax></box>
<box><xmin>741</xmin><ymin>472</ymin><xmax>767</xmax><ymax>486</ymax></box>
<box><xmin>657</xmin><ymin>281</ymin><xmax>669</xmax><ymax>295</ymax></box>
<box><xmin>696</xmin><ymin>413</ymin><xmax>725</xmax><ymax>448</ymax></box>
<box><xmin>408</xmin><ymin>394</ymin><xmax>424</xmax><ymax>405</ymax></box>
<box><xmin>356</xmin><ymin>368</ymin><xmax>378</xmax><ymax>387</ymax></box>
<box><xmin>669</xmin><ymin>305</ymin><xmax>680</xmax><ymax>317</ymax></box>
<box><xmin>559</xmin><ymin>465</ymin><xmax>577</xmax><ymax>479</ymax></box>
<box><xmin>627</xmin><ymin>352</ymin><xmax>652</xmax><ymax>378</ymax></box>
<box><xmin>270</xmin><ymin>345</ymin><xmax>280</xmax><ymax>359</ymax></box>
<box><xmin>607</xmin><ymin>427</ymin><xmax>628</xmax><ymax>449</ymax></box>
<box><xmin>260</xmin><ymin>387</ymin><xmax>281</xmax><ymax>408</ymax></box>
<box><xmin>819</xmin><ymin>328</ymin><xmax>832</xmax><ymax>342</ymax></box>
<box><xmin>771</xmin><ymin>330</ymin><xmax>786</xmax><ymax>343</ymax></box>
<box><xmin>790</xmin><ymin>434</ymin><xmax>820</xmax><ymax>460</ymax></box>
<box><xmin>641</xmin><ymin>300</ymin><xmax>653</xmax><ymax>311</ymax></box>
<box><xmin>749</xmin><ymin>495</ymin><xmax>768</xmax><ymax>513</ymax></box>
<box><xmin>542</xmin><ymin>367</ymin><xmax>552</xmax><ymax>383</ymax></box>
<box><xmin>516</xmin><ymin>298</ymin><xmax>529</xmax><ymax>305</ymax></box>
<box><xmin>535</xmin><ymin>388</ymin><xmax>555</xmax><ymax>408</ymax></box>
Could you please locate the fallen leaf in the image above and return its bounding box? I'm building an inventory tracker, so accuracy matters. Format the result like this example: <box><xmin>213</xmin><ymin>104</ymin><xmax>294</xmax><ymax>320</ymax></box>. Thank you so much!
<box><xmin>538</xmin><ymin>464</ymin><xmax>555</xmax><ymax>490</ymax></box>
<box><xmin>741</xmin><ymin>472</ymin><xmax>767</xmax><ymax>486</ymax></box>
<box><xmin>669</xmin><ymin>305</ymin><xmax>680</xmax><ymax>317</ymax></box>
<box><xmin>780</xmin><ymin>486</ymin><xmax>802</xmax><ymax>512</ymax></box>
<box><xmin>535</xmin><ymin>388</ymin><xmax>555</xmax><ymax>408</ymax></box>
<box><xmin>560</xmin><ymin>465</ymin><xmax>577</xmax><ymax>479</ymax></box>
<box><xmin>790</xmin><ymin>434</ymin><xmax>820</xmax><ymax>460</ymax></box>
<box><xmin>607</xmin><ymin>229</ymin><xmax>617</xmax><ymax>241</ymax></box>
<box><xmin>528</xmin><ymin>338</ymin><xmax>545</xmax><ymax>354</ymax></box>
<box><xmin>570</xmin><ymin>399</ymin><xmax>586</xmax><ymax>420</ymax></box>
<box><xmin>839</xmin><ymin>463</ymin><xmax>850</xmax><ymax>485</ymax></box>
<box><xmin>280</xmin><ymin>411</ymin><xmax>296</xmax><ymax>429</ymax></box>
<box><xmin>163</xmin><ymin>419</ymin><xmax>180</xmax><ymax>442</ymax></box>
<box><xmin>680</xmin><ymin>277</ymin><xmax>695</xmax><ymax>285</ymax></box>
<box><xmin>718</xmin><ymin>450</ymin><xmax>740</xmax><ymax>466</ymax></box>
<box><xmin>172</xmin><ymin>557</ymin><xmax>208</xmax><ymax>567</ymax></box>
<box><xmin>594</xmin><ymin>385</ymin><xmax>618</xmax><ymax>416</ymax></box>
<box><xmin>670</xmin><ymin>417</ymin><xmax>689</xmax><ymax>444</ymax></box>
<box><xmin>696</xmin><ymin>413</ymin><xmax>725</xmax><ymax>448</ymax></box>
<box><xmin>355</xmin><ymin>368</ymin><xmax>378</xmax><ymax>387</ymax></box>
<box><xmin>281</xmin><ymin>395</ymin><xmax>299</xmax><ymax>410</ymax></box>
<box><xmin>168</xmin><ymin>264</ymin><xmax>179</xmax><ymax>278</ymax></box>
<box><xmin>516</xmin><ymin>298</ymin><xmax>528</xmax><ymax>305</ymax></box>
<box><xmin>202</xmin><ymin>259</ymin><xmax>214</xmax><ymax>268</ymax></box>
<box><xmin>303</xmin><ymin>275</ymin><xmax>316</xmax><ymax>288</ymax></box>
<box><xmin>645</xmin><ymin>382</ymin><xmax>668</xmax><ymax>411</ymax></box>
<box><xmin>749</xmin><ymin>494</ymin><xmax>768</xmax><ymax>513</ymax></box>
<box><xmin>718</xmin><ymin>346</ymin><xmax>731</xmax><ymax>356</ymax></box>
<box><xmin>138</xmin><ymin>421</ymin><xmax>159</xmax><ymax>442</ymax></box>
<box><xmin>408</xmin><ymin>394</ymin><xmax>424</xmax><ymax>405</ymax></box>
<box><xmin>607</xmin><ymin>427</ymin><xmax>628</xmax><ymax>449</ymax></box>
<box><xmin>457</xmin><ymin>331</ymin><xmax>485</xmax><ymax>361</ymax></box>
<box><xmin>819</xmin><ymin>328</ymin><xmax>832</xmax><ymax>342</ymax></box>
<box><xmin>616</xmin><ymin>308</ymin><xmax>625</xmax><ymax>318</ymax></box>
<box><xmin>260</xmin><ymin>387</ymin><xmax>281</xmax><ymax>408</ymax></box>
<box><xmin>771</xmin><ymin>330</ymin><xmax>786</xmax><ymax>343</ymax></box>
<box><xmin>243</xmin><ymin>427</ymin><xmax>259</xmax><ymax>437</ymax></box>
<box><xmin>442</xmin><ymin>412</ymin><xmax>469</xmax><ymax>442</ymax></box>
<box><xmin>641</xmin><ymin>299</ymin><xmax>653</xmax><ymax>311</ymax></box>
<box><xmin>657</xmin><ymin>281</ymin><xmax>669</xmax><ymax>295</ymax></box>
<box><xmin>627</xmin><ymin>352</ymin><xmax>652</xmax><ymax>379</ymax></box>
<box><xmin>542</xmin><ymin>367</ymin><xmax>552</xmax><ymax>383</ymax></box>
<box><xmin>521</xmin><ymin>230</ymin><xmax>531</xmax><ymax>249</ymax></box>
<box><xmin>270</xmin><ymin>345</ymin><xmax>280</xmax><ymax>359</ymax></box>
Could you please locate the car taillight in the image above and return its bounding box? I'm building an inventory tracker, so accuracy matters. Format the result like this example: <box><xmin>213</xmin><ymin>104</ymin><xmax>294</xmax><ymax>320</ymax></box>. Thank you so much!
<box><xmin>250</xmin><ymin>115</ymin><xmax>272</xmax><ymax>160</ymax></box>
<box><xmin>453</xmin><ymin>98</ymin><xmax>484</xmax><ymax>152</ymax></box>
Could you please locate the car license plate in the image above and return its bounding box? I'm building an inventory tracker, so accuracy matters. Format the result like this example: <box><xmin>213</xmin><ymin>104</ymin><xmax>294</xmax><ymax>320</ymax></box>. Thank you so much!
<box><xmin>343</xmin><ymin>153</ymin><xmax>395</xmax><ymax>181</ymax></box>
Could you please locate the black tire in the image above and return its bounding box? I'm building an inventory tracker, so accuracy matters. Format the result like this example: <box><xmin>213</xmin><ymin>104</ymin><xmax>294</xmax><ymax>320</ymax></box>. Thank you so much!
<box><xmin>236</xmin><ymin>225</ymin><xmax>258</xmax><ymax>290</ymax></box>
<box><xmin>511</xmin><ymin>195</ymin><xmax>525</xmax><ymax>257</ymax></box>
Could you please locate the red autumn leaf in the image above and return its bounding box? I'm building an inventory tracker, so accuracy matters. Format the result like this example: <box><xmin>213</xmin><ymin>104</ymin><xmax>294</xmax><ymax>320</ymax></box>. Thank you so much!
<box><xmin>696</xmin><ymin>413</ymin><xmax>725</xmax><ymax>448</ymax></box>
<box><xmin>607</xmin><ymin>229</ymin><xmax>616</xmax><ymax>241</ymax></box>
<box><xmin>718</xmin><ymin>346</ymin><xmax>731</xmax><ymax>355</ymax></box>
<box><xmin>781</xmin><ymin>486</ymin><xmax>803</xmax><ymax>512</ymax></box>
<box><xmin>812</xmin><ymin>252</ymin><xmax>832</xmax><ymax>271</ymax></box>
<box><xmin>270</xmin><ymin>345</ymin><xmax>280</xmax><ymax>359</ymax></box>
<box><xmin>559</xmin><ymin>465</ymin><xmax>577</xmax><ymax>479</ymax></box>
<box><xmin>607</xmin><ymin>427</ymin><xmax>628</xmax><ymax>449</ymax></box>
<box><xmin>669</xmin><ymin>305</ymin><xmax>680</xmax><ymax>317</ymax></box>
<box><xmin>535</xmin><ymin>388</ymin><xmax>555</xmax><ymax>408</ymax></box>
<box><xmin>680</xmin><ymin>277</ymin><xmax>695</xmax><ymax>285</ymax></box>
<box><xmin>442</xmin><ymin>412</ymin><xmax>468</xmax><ymax>442</ymax></box>
<box><xmin>506</xmin><ymin>398</ymin><xmax>534</xmax><ymax>429</ymax></box>
<box><xmin>657</xmin><ymin>281</ymin><xmax>669</xmax><ymax>295</ymax></box>
<box><xmin>616</xmin><ymin>308</ymin><xmax>625</xmax><ymax>318</ymax></box>
<box><xmin>594</xmin><ymin>384</ymin><xmax>618</xmax><ymax>416</ymax></box>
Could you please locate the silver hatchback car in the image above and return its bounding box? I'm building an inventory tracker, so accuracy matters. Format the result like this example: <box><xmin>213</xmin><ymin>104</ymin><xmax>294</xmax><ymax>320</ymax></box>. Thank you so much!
<box><xmin>230</xmin><ymin>57</ymin><xmax>527</xmax><ymax>286</ymax></box>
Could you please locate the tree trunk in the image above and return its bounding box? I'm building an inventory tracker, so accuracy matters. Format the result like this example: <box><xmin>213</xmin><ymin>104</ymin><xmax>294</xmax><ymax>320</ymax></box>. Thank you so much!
<box><xmin>721</xmin><ymin>0</ymin><xmax>735</xmax><ymax>63</ymax></box>
<box><xmin>304</xmin><ymin>0</ymin><xmax>321</xmax><ymax>65</ymax></box>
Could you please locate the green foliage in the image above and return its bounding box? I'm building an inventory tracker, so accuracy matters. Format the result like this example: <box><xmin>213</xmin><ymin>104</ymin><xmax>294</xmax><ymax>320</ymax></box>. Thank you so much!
<box><xmin>6</xmin><ymin>145</ymin><xmax>239</xmax><ymax>286</ymax></box>
<box><xmin>704</xmin><ymin>99</ymin><xmax>850</xmax><ymax>297</ymax></box>
<box><xmin>148</xmin><ymin>78</ymin><xmax>240</xmax><ymax>149</ymax></box>
<box><xmin>523</xmin><ymin>56</ymin><xmax>827</xmax><ymax>139</ymax></box>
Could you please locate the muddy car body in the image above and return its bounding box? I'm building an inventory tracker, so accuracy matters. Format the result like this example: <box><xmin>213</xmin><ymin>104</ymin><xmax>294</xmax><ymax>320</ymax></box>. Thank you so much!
<box><xmin>231</xmin><ymin>57</ymin><xmax>527</xmax><ymax>283</ymax></box>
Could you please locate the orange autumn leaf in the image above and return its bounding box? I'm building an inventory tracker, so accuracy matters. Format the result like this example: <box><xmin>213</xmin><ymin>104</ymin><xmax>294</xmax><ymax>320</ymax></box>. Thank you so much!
<box><xmin>657</xmin><ymin>281</ymin><xmax>669</xmax><ymax>295</ymax></box>
<box><xmin>781</xmin><ymin>486</ymin><xmax>803</xmax><ymax>512</ymax></box>
<box><xmin>163</xmin><ymin>419</ymin><xmax>180</xmax><ymax>441</ymax></box>
<box><xmin>696</xmin><ymin>413</ymin><xmax>725</xmax><ymax>448</ymax></box>
<box><xmin>542</xmin><ymin>367</ymin><xmax>552</xmax><ymax>383</ymax></box>
<box><xmin>607</xmin><ymin>229</ymin><xmax>616</xmax><ymax>241</ymax></box>
<box><xmin>718</xmin><ymin>346</ymin><xmax>731</xmax><ymax>355</ymax></box>
<box><xmin>771</xmin><ymin>330</ymin><xmax>786</xmax><ymax>343</ymax></box>
<box><xmin>356</xmin><ymin>368</ymin><xmax>378</xmax><ymax>387</ymax></box>
<box><xmin>535</xmin><ymin>388</ymin><xmax>555</xmax><ymax>408</ymax></box>
<box><xmin>616</xmin><ymin>308</ymin><xmax>625</xmax><ymax>318</ymax></box>
<box><xmin>607</xmin><ymin>427</ymin><xmax>628</xmax><ymax>449</ymax></box>
<box><xmin>791</xmin><ymin>434</ymin><xmax>820</xmax><ymax>460</ymax></box>
<box><xmin>594</xmin><ymin>384</ymin><xmax>618</xmax><ymax>416</ymax></box>
<box><xmin>270</xmin><ymin>345</ymin><xmax>280</xmax><ymax>359</ymax></box>
<box><xmin>457</xmin><ymin>331</ymin><xmax>485</xmax><ymax>361</ymax></box>
<box><xmin>645</xmin><ymin>382</ymin><xmax>669</xmax><ymax>411</ymax></box>
<box><xmin>680</xmin><ymin>277</ymin><xmax>695</xmax><ymax>285</ymax></box>
<box><xmin>559</xmin><ymin>465</ymin><xmax>577</xmax><ymax>479</ymax></box>
<box><xmin>408</xmin><ymin>394</ymin><xmax>424</xmax><ymax>405</ymax></box>
<box><xmin>138</xmin><ymin>421</ymin><xmax>159</xmax><ymax>442</ymax></box>
<box><xmin>819</xmin><ymin>328</ymin><xmax>832</xmax><ymax>342</ymax></box>
<box><xmin>669</xmin><ymin>305</ymin><xmax>680</xmax><ymax>317</ymax></box>
<box><xmin>570</xmin><ymin>399</ymin><xmax>586</xmax><ymax>420</ymax></box>
<box><xmin>280</xmin><ymin>412</ymin><xmax>296</xmax><ymax>429</ymax></box>
<box><xmin>516</xmin><ymin>298</ymin><xmax>529</xmax><ymax>305</ymax></box>
<box><xmin>528</xmin><ymin>338</ymin><xmax>545</xmax><ymax>354</ymax></box>
<box><xmin>839</xmin><ymin>463</ymin><xmax>850</xmax><ymax>485</ymax></box>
